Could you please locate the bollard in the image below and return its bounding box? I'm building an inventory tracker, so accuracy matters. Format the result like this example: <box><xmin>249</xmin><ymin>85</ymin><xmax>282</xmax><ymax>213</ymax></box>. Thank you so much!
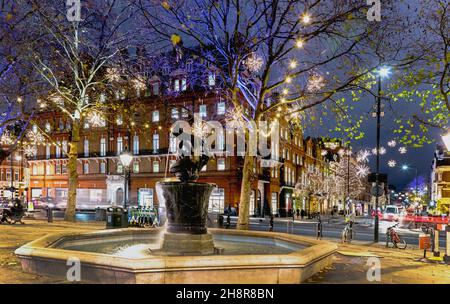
<box><xmin>47</xmin><ymin>207</ymin><xmax>53</xmax><ymax>223</ymax></box>
<box><xmin>434</xmin><ymin>228</ymin><xmax>440</xmax><ymax>257</ymax></box>
<box><xmin>444</xmin><ymin>225</ymin><xmax>450</xmax><ymax>264</ymax></box>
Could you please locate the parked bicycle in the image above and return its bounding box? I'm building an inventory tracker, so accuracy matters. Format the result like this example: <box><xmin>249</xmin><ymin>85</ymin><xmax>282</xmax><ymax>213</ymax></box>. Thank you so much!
<box><xmin>341</xmin><ymin>221</ymin><xmax>356</xmax><ymax>243</ymax></box>
<box><xmin>385</xmin><ymin>223</ymin><xmax>407</xmax><ymax>249</ymax></box>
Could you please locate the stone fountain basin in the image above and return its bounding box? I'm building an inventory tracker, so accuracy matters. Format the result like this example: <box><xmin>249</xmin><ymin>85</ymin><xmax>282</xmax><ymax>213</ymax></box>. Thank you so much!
<box><xmin>15</xmin><ymin>228</ymin><xmax>337</xmax><ymax>284</ymax></box>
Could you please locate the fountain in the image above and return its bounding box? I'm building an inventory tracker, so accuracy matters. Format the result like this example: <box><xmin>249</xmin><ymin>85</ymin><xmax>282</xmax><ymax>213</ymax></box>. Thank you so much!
<box><xmin>15</xmin><ymin>155</ymin><xmax>337</xmax><ymax>283</ymax></box>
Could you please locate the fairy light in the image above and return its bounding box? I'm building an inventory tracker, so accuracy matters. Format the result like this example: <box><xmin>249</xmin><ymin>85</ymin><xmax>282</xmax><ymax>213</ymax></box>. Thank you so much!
<box><xmin>289</xmin><ymin>60</ymin><xmax>298</xmax><ymax>69</ymax></box>
<box><xmin>0</xmin><ymin>131</ymin><xmax>14</xmax><ymax>145</ymax></box>
<box><xmin>87</xmin><ymin>112</ymin><xmax>106</xmax><ymax>127</ymax></box>
<box><xmin>356</xmin><ymin>164</ymin><xmax>370</xmax><ymax>178</ymax></box>
<box><xmin>307</xmin><ymin>73</ymin><xmax>325</xmax><ymax>92</ymax></box>
<box><xmin>225</xmin><ymin>106</ymin><xmax>247</xmax><ymax>130</ymax></box>
<box><xmin>285</xmin><ymin>76</ymin><xmax>292</xmax><ymax>83</ymax></box>
<box><xmin>23</xmin><ymin>144</ymin><xmax>37</xmax><ymax>158</ymax></box>
<box><xmin>26</xmin><ymin>129</ymin><xmax>44</xmax><ymax>144</ymax></box>
<box><xmin>301</xmin><ymin>13</ymin><xmax>311</xmax><ymax>24</ymax></box>
<box><xmin>356</xmin><ymin>150</ymin><xmax>371</xmax><ymax>163</ymax></box>
<box><xmin>132</xmin><ymin>76</ymin><xmax>146</xmax><ymax>91</ymax></box>
<box><xmin>295</xmin><ymin>38</ymin><xmax>304</xmax><ymax>48</ymax></box>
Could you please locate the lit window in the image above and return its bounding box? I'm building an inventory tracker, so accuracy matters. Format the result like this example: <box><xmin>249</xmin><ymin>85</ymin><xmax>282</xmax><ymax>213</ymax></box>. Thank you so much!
<box><xmin>32</xmin><ymin>124</ymin><xmax>38</xmax><ymax>133</ymax></box>
<box><xmin>181</xmin><ymin>78</ymin><xmax>187</xmax><ymax>91</ymax></box>
<box><xmin>174</xmin><ymin>79</ymin><xmax>180</xmax><ymax>92</ymax></box>
<box><xmin>99</xmin><ymin>94</ymin><xmax>106</xmax><ymax>103</ymax></box>
<box><xmin>100</xmin><ymin>138</ymin><xmax>106</xmax><ymax>156</ymax></box>
<box><xmin>217</xmin><ymin>159</ymin><xmax>225</xmax><ymax>171</ymax></box>
<box><xmin>62</xmin><ymin>140</ymin><xmax>68</xmax><ymax>156</ymax></box>
<box><xmin>216</xmin><ymin>131</ymin><xmax>224</xmax><ymax>150</ymax></box>
<box><xmin>152</xmin><ymin>111</ymin><xmax>159</xmax><ymax>122</ymax></box>
<box><xmin>169</xmin><ymin>133</ymin><xmax>177</xmax><ymax>153</ymax></box>
<box><xmin>56</xmin><ymin>141</ymin><xmax>61</xmax><ymax>158</ymax></box>
<box><xmin>46</xmin><ymin>164</ymin><xmax>52</xmax><ymax>175</ymax></box>
<box><xmin>152</xmin><ymin>83</ymin><xmax>159</xmax><ymax>96</ymax></box>
<box><xmin>116</xmin><ymin>115</ymin><xmax>123</xmax><ymax>125</ymax></box>
<box><xmin>55</xmin><ymin>163</ymin><xmax>61</xmax><ymax>175</ymax></box>
<box><xmin>117</xmin><ymin>137</ymin><xmax>123</xmax><ymax>155</ymax></box>
<box><xmin>84</xmin><ymin>139</ymin><xmax>89</xmax><ymax>157</ymax></box>
<box><xmin>100</xmin><ymin>162</ymin><xmax>106</xmax><ymax>174</ymax></box>
<box><xmin>45</xmin><ymin>122</ymin><xmax>51</xmax><ymax>132</ymax></box>
<box><xmin>199</xmin><ymin>105</ymin><xmax>207</xmax><ymax>118</ymax></box>
<box><xmin>153</xmin><ymin>161</ymin><xmax>160</xmax><ymax>173</ymax></box>
<box><xmin>46</xmin><ymin>144</ymin><xmax>51</xmax><ymax>159</ymax></box>
<box><xmin>133</xmin><ymin>162</ymin><xmax>139</xmax><ymax>173</ymax></box>
<box><xmin>171</xmin><ymin>108</ymin><xmax>179</xmax><ymax>119</ymax></box>
<box><xmin>133</xmin><ymin>135</ymin><xmax>139</xmax><ymax>155</ymax></box>
<box><xmin>181</xmin><ymin>108</ymin><xmax>189</xmax><ymax>118</ymax></box>
<box><xmin>84</xmin><ymin>121</ymin><xmax>89</xmax><ymax>129</ymax></box>
<box><xmin>217</xmin><ymin>102</ymin><xmax>225</xmax><ymax>115</ymax></box>
<box><xmin>153</xmin><ymin>133</ymin><xmax>159</xmax><ymax>152</ymax></box>
<box><xmin>117</xmin><ymin>163</ymin><xmax>123</xmax><ymax>173</ymax></box>
<box><xmin>208</xmin><ymin>73</ymin><xmax>216</xmax><ymax>86</ymax></box>
<box><xmin>83</xmin><ymin>162</ymin><xmax>89</xmax><ymax>174</ymax></box>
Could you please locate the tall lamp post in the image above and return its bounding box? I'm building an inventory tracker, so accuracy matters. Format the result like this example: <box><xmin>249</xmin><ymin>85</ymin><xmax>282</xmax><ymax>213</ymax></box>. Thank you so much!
<box><xmin>401</xmin><ymin>164</ymin><xmax>419</xmax><ymax>210</ymax></box>
<box><xmin>119</xmin><ymin>150</ymin><xmax>133</xmax><ymax>209</ymax></box>
<box><xmin>374</xmin><ymin>66</ymin><xmax>391</xmax><ymax>243</ymax></box>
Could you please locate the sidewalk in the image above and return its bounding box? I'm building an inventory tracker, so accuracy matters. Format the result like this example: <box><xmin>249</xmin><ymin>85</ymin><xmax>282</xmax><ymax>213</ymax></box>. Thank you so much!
<box><xmin>0</xmin><ymin>219</ymin><xmax>447</xmax><ymax>284</ymax></box>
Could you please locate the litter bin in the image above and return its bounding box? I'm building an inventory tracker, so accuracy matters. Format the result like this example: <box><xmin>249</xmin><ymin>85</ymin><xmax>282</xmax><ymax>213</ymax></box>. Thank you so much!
<box><xmin>106</xmin><ymin>207</ymin><xmax>128</xmax><ymax>229</ymax></box>
<box><xmin>95</xmin><ymin>207</ymin><xmax>107</xmax><ymax>221</ymax></box>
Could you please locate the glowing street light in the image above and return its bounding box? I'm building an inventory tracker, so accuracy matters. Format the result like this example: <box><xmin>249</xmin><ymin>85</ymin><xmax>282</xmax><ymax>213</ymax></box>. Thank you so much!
<box><xmin>377</xmin><ymin>66</ymin><xmax>391</xmax><ymax>79</ymax></box>
<box><xmin>119</xmin><ymin>150</ymin><xmax>133</xmax><ymax>208</ymax></box>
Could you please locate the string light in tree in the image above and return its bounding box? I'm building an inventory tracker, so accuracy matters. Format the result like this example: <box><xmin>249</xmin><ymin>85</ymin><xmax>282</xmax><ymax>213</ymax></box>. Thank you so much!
<box><xmin>399</xmin><ymin>146</ymin><xmax>407</xmax><ymax>154</ymax></box>
<box><xmin>244</xmin><ymin>53</ymin><xmax>264</xmax><ymax>73</ymax></box>
<box><xmin>50</xmin><ymin>95</ymin><xmax>64</xmax><ymax>106</ymax></box>
<box><xmin>132</xmin><ymin>76</ymin><xmax>146</xmax><ymax>91</ymax></box>
<box><xmin>388</xmin><ymin>160</ymin><xmax>397</xmax><ymax>168</ymax></box>
<box><xmin>295</xmin><ymin>38</ymin><xmax>304</xmax><ymax>48</ymax></box>
<box><xmin>289</xmin><ymin>60</ymin><xmax>298</xmax><ymax>69</ymax></box>
<box><xmin>388</xmin><ymin>140</ymin><xmax>397</xmax><ymax>147</ymax></box>
<box><xmin>301</xmin><ymin>13</ymin><xmax>311</xmax><ymax>24</ymax></box>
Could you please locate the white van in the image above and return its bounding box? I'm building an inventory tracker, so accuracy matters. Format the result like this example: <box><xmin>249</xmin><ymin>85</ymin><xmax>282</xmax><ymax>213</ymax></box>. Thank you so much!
<box><xmin>384</xmin><ymin>205</ymin><xmax>401</xmax><ymax>221</ymax></box>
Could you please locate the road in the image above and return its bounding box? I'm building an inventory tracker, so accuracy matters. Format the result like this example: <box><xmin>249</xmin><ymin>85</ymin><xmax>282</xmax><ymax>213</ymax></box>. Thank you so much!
<box><xmin>220</xmin><ymin>216</ymin><xmax>447</xmax><ymax>248</ymax></box>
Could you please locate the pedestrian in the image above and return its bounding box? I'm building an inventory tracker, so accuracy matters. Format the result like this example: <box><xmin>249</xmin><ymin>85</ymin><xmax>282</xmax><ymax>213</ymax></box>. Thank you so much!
<box><xmin>296</xmin><ymin>208</ymin><xmax>300</xmax><ymax>219</ymax></box>
<box><xmin>300</xmin><ymin>209</ymin><xmax>305</xmax><ymax>220</ymax></box>
<box><xmin>317</xmin><ymin>213</ymin><xmax>323</xmax><ymax>240</ymax></box>
<box><xmin>269</xmin><ymin>215</ymin><xmax>274</xmax><ymax>232</ymax></box>
<box><xmin>292</xmin><ymin>210</ymin><xmax>295</xmax><ymax>222</ymax></box>
<box><xmin>331</xmin><ymin>209</ymin><xmax>334</xmax><ymax>219</ymax></box>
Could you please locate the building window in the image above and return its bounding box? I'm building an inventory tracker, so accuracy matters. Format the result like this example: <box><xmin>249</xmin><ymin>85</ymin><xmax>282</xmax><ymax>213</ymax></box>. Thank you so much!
<box><xmin>56</xmin><ymin>141</ymin><xmax>61</xmax><ymax>158</ymax></box>
<box><xmin>116</xmin><ymin>115</ymin><xmax>123</xmax><ymax>126</ymax></box>
<box><xmin>152</xmin><ymin>83</ymin><xmax>159</xmax><ymax>96</ymax></box>
<box><xmin>181</xmin><ymin>78</ymin><xmax>187</xmax><ymax>91</ymax></box>
<box><xmin>14</xmin><ymin>170</ymin><xmax>19</xmax><ymax>181</ymax></box>
<box><xmin>117</xmin><ymin>136</ymin><xmax>123</xmax><ymax>155</ymax></box>
<box><xmin>83</xmin><ymin>162</ymin><xmax>89</xmax><ymax>174</ymax></box>
<box><xmin>171</xmin><ymin>108</ymin><xmax>179</xmax><ymax>120</ymax></box>
<box><xmin>199</xmin><ymin>105</ymin><xmax>207</xmax><ymax>118</ymax></box>
<box><xmin>84</xmin><ymin>138</ymin><xmax>89</xmax><ymax>157</ymax></box>
<box><xmin>217</xmin><ymin>102</ymin><xmax>225</xmax><ymax>115</ymax></box>
<box><xmin>249</xmin><ymin>190</ymin><xmax>255</xmax><ymax>216</ymax></box>
<box><xmin>100</xmin><ymin>162</ymin><xmax>106</xmax><ymax>174</ymax></box>
<box><xmin>216</xmin><ymin>131</ymin><xmax>224</xmax><ymax>151</ymax></box>
<box><xmin>46</xmin><ymin>164</ymin><xmax>52</xmax><ymax>175</ymax></box>
<box><xmin>152</xmin><ymin>111</ymin><xmax>159</xmax><ymax>122</ymax></box>
<box><xmin>138</xmin><ymin>188</ymin><xmax>154</xmax><ymax>208</ymax></box>
<box><xmin>217</xmin><ymin>158</ymin><xmax>225</xmax><ymax>171</ymax></box>
<box><xmin>84</xmin><ymin>121</ymin><xmax>89</xmax><ymax>129</ymax></box>
<box><xmin>208</xmin><ymin>73</ymin><xmax>216</xmax><ymax>86</ymax></box>
<box><xmin>153</xmin><ymin>161</ymin><xmax>159</xmax><ymax>173</ymax></box>
<box><xmin>117</xmin><ymin>164</ymin><xmax>123</xmax><ymax>174</ymax></box>
<box><xmin>62</xmin><ymin>140</ymin><xmax>68</xmax><ymax>156</ymax></box>
<box><xmin>61</xmin><ymin>163</ymin><xmax>67</xmax><ymax>174</ymax></box>
<box><xmin>208</xmin><ymin>188</ymin><xmax>225</xmax><ymax>213</ymax></box>
<box><xmin>153</xmin><ymin>133</ymin><xmax>159</xmax><ymax>152</ymax></box>
<box><xmin>45</xmin><ymin>122</ymin><xmax>51</xmax><ymax>132</ymax></box>
<box><xmin>271</xmin><ymin>192</ymin><xmax>278</xmax><ymax>215</ymax></box>
<box><xmin>133</xmin><ymin>161</ymin><xmax>139</xmax><ymax>173</ymax></box>
<box><xmin>174</xmin><ymin>79</ymin><xmax>180</xmax><ymax>92</ymax></box>
<box><xmin>133</xmin><ymin>135</ymin><xmax>139</xmax><ymax>155</ymax></box>
<box><xmin>181</xmin><ymin>108</ymin><xmax>189</xmax><ymax>118</ymax></box>
<box><xmin>46</xmin><ymin>144</ymin><xmax>51</xmax><ymax>159</ymax></box>
<box><xmin>55</xmin><ymin>163</ymin><xmax>61</xmax><ymax>175</ymax></box>
<box><xmin>169</xmin><ymin>133</ymin><xmax>177</xmax><ymax>153</ymax></box>
<box><xmin>100</xmin><ymin>138</ymin><xmax>106</xmax><ymax>156</ymax></box>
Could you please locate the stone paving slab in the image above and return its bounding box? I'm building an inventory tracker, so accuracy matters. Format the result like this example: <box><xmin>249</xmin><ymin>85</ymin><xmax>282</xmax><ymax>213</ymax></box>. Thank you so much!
<box><xmin>0</xmin><ymin>219</ymin><xmax>448</xmax><ymax>284</ymax></box>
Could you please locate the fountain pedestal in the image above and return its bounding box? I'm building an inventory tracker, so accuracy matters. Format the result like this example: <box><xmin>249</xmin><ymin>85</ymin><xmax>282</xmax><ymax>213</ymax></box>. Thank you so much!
<box><xmin>156</xmin><ymin>181</ymin><xmax>216</xmax><ymax>255</ymax></box>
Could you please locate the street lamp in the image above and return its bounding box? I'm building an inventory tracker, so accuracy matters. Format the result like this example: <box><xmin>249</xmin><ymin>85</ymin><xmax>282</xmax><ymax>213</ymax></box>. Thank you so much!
<box><xmin>373</xmin><ymin>65</ymin><xmax>391</xmax><ymax>243</ymax></box>
<box><xmin>442</xmin><ymin>129</ymin><xmax>450</xmax><ymax>151</ymax></box>
<box><xmin>119</xmin><ymin>150</ymin><xmax>133</xmax><ymax>208</ymax></box>
<box><xmin>401</xmin><ymin>164</ymin><xmax>419</xmax><ymax>196</ymax></box>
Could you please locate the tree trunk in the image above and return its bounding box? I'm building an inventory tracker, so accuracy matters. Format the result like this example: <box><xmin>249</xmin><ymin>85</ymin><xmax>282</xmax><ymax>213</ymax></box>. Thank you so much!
<box><xmin>237</xmin><ymin>151</ymin><xmax>254</xmax><ymax>230</ymax></box>
<box><xmin>65</xmin><ymin>120</ymin><xmax>80</xmax><ymax>222</ymax></box>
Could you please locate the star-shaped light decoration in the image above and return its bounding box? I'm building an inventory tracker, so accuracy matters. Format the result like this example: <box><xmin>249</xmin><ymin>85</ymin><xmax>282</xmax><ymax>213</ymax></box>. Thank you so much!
<box><xmin>23</xmin><ymin>144</ymin><xmax>37</xmax><ymax>158</ymax></box>
<box><xmin>388</xmin><ymin>160</ymin><xmax>397</xmax><ymax>167</ymax></box>
<box><xmin>356</xmin><ymin>164</ymin><xmax>370</xmax><ymax>178</ymax></box>
<box><xmin>388</xmin><ymin>140</ymin><xmax>397</xmax><ymax>148</ymax></box>
<box><xmin>225</xmin><ymin>106</ymin><xmax>247</xmax><ymax>130</ymax></box>
<box><xmin>306</xmin><ymin>73</ymin><xmax>325</xmax><ymax>92</ymax></box>
<box><xmin>244</xmin><ymin>53</ymin><xmax>264</xmax><ymax>73</ymax></box>
<box><xmin>372</xmin><ymin>147</ymin><xmax>386</xmax><ymax>155</ymax></box>
<box><xmin>26</xmin><ymin>129</ymin><xmax>44</xmax><ymax>144</ymax></box>
<box><xmin>87</xmin><ymin>112</ymin><xmax>106</xmax><ymax>127</ymax></box>
<box><xmin>106</xmin><ymin>67</ymin><xmax>121</xmax><ymax>82</ymax></box>
<box><xmin>356</xmin><ymin>150</ymin><xmax>371</xmax><ymax>163</ymax></box>
<box><xmin>399</xmin><ymin>146</ymin><xmax>407</xmax><ymax>154</ymax></box>
<box><xmin>132</xmin><ymin>76</ymin><xmax>146</xmax><ymax>91</ymax></box>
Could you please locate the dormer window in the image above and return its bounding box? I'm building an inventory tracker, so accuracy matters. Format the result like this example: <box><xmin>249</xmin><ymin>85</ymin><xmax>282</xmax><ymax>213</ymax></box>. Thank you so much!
<box><xmin>208</xmin><ymin>73</ymin><xmax>216</xmax><ymax>86</ymax></box>
<box><xmin>181</xmin><ymin>78</ymin><xmax>187</xmax><ymax>91</ymax></box>
<box><xmin>174</xmin><ymin>79</ymin><xmax>180</xmax><ymax>92</ymax></box>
